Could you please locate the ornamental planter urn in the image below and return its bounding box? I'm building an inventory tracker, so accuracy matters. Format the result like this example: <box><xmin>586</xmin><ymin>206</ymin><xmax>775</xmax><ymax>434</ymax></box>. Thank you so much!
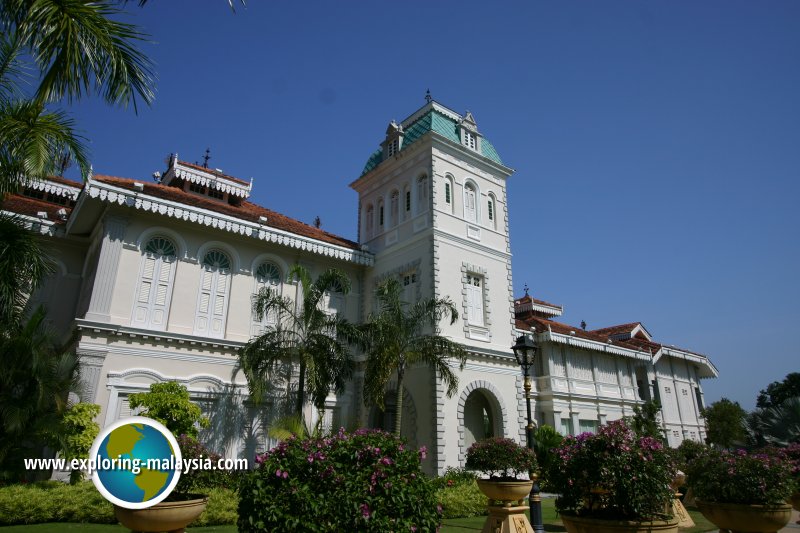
<box><xmin>695</xmin><ymin>500</ymin><xmax>792</xmax><ymax>533</ymax></box>
<box><xmin>475</xmin><ymin>479</ymin><xmax>535</xmax><ymax>533</ymax></box>
<box><xmin>114</xmin><ymin>496</ymin><xmax>208</xmax><ymax>533</ymax></box>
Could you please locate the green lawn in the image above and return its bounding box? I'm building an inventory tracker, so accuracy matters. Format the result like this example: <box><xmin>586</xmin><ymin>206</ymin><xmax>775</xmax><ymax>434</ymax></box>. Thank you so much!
<box><xmin>0</xmin><ymin>501</ymin><xmax>717</xmax><ymax>532</ymax></box>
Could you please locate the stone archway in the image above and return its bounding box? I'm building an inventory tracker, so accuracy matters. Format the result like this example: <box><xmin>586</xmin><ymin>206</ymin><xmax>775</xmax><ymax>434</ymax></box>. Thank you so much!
<box><xmin>368</xmin><ymin>387</ymin><xmax>418</xmax><ymax>447</ymax></box>
<box><xmin>457</xmin><ymin>380</ymin><xmax>510</xmax><ymax>464</ymax></box>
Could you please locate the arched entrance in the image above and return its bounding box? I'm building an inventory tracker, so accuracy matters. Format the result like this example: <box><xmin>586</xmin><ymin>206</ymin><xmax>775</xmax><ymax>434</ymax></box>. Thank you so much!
<box><xmin>463</xmin><ymin>389</ymin><xmax>499</xmax><ymax>448</ymax></box>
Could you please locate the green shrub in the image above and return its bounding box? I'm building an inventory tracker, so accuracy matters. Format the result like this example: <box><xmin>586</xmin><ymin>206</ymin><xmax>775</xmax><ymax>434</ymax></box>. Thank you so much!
<box><xmin>173</xmin><ymin>435</ymin><xmax>242</xmax><ymax>499</ymax></box>
<box><xmin>0</xmin><ymin>481</ymin><xmax>114</xmax><ymax>525</ymax></box>
<box><xmin>435</xmin><ymin>479</ymin><xmax>487</xmax><ymax>519</ymax></box>
<box><xmin>430</xmin><ymin>466</ymin><xmax>477</xmax><ymax>489</ymax></box>
<box><xmin>238</xmin><ymin>428</ymin><xmax>441</xmax><ymax>532</ymax></box>
<box><xmin>190</xmin><ymin>487</ymin><xmax>238</xmax><ymax>526</ymax></box>
<box><xmin>59</xmin><ymin>402</ymin><xmax>101</xmax><ymax>484</ymax></box>
<box><xmin>0</xmin><ymin>481</ymin><xmax>237</xmax><ymax>526</ymax></box>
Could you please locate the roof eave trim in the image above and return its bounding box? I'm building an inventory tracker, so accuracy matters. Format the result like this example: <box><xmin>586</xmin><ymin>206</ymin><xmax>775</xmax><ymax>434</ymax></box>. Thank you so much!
<box><xmin>429</xmin><ymin>132</ymin><xmax>514</xmax><ymax>175</ymax></box>
<box><xmin>661</xmin><ymin>346</ymin><xmax>719</xmax><ymax>378</ymax></box>
<box><xmin>531</xmin><ymin>328</ymin><xmax>653</xmax><ymax>361</ymax></box>
<box><xmin>1</xmin><ymin>210</ymin><xmax>61</xmax><ymax>236</ymax></box>
<box><xmin>86</xmin><ymin>180</ymin><xmax>374</xmax><ymax>266</ymax></box>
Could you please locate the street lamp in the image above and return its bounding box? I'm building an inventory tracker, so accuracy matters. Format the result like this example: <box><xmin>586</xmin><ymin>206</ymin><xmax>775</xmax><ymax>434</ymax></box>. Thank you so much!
<box><xmin>512</xmin><ymin>333</ymin><xmax>544</xmax><ymax>533</ymax></box>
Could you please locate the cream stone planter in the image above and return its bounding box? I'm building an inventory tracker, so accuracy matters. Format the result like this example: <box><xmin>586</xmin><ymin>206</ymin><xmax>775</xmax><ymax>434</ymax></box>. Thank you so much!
<box><xmin>475</xmin><ymin>480</ymin><xmax>534</xmax><ymax>533</ymax></box>
<box><xmin>115</xmin><ymin>496</ymin><xmax>208</xmax><ymax>533</ymax></box>
<box><xmin>695</xmin><ymin>500</ymin><xmax>792</xmax><ymax>533</ymax></box>
<box><xmin>560</xmin><ymin>514</ymin><xmax>679</xmax><ymax>533</ymax></box>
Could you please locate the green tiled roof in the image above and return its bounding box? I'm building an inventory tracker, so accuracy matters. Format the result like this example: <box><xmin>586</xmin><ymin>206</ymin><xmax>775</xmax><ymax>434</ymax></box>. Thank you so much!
<box><xmin>360</xmin><ymin>109</ymin><xmax>503</xmax><ymax>176</ymax></box>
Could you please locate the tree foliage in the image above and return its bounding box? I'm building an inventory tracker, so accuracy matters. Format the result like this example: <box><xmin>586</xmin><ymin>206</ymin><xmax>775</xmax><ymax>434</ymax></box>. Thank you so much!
<box><xmin>237</xmin><ymin>265</ymin><xmax>357</xmax><ymax>426</ymax></box>
<box><xmin>628</xmin><ymin>400</ymin><xmax>665</xmax><ymax>442</ymax></box>
<box><xmin>59</xmin><ymin>402</ymin><xmax>101</xmax><ymax>484</ymax></box>
<box><xmin>0</xmin><ymin>0</ymin><xmax>157</xmax><ymax>193</ymax></box>
<box><xmin>129</xmin><ymin>381</ymin><xmax>209</xmax><ymax>439</ymax></box>
<box><xmin>361</xmin><ymin>278</ymin><xmax>467</xmax><ymax>436</ymax></box>
<box><xmin>756</xmin><ymin>372</ymin><xmax>800</xmax><ymax>409</ymax></box>
<box><xmin>703</xmin><ymin>397</ymin><xmax>747</xmax><ymax>449</ymax></box>
<box><xmin>0</xmin><ymin>307</ymin><xmax>79</xmax><ymax>481</ymax></box>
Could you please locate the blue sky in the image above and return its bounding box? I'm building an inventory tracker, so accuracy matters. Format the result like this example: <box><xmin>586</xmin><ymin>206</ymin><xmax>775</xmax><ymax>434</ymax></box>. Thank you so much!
<box><xmin>68</xmin><ymin>1</ymin><xmax>799</xmax><ymax>410</ymax></box>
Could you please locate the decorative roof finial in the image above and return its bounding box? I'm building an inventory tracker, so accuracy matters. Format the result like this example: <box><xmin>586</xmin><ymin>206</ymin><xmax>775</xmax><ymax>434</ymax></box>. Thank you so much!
<box><xmin>523</xmin><ymin>283</ymin><xmax>529</xmax><ymax>296</ymax></box>
<box><xmin>202</xmin><ymin>148</ymin><xmax>211</xmax><ymax>169</ymax></box>
<box><xmin>425</xmin><ymin>89</ymin><xmax>432</xmax><ymax>104</ymax></box>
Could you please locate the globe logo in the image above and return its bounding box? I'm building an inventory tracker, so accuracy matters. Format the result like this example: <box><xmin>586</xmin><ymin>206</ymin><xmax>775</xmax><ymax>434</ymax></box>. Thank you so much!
<box><xmin>89</xmin><ymin>417</ymin><xmax>182</xmax><ymax>509</ymax></box>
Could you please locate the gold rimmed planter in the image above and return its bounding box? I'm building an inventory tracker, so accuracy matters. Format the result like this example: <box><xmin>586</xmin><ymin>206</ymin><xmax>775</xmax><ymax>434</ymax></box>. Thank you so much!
<box><xmin>114</xmin><ymin>496</ymin><xmax>208</xmax><ymax>533</ymax></box>
<box><xmin>695</xmin><ymin>499</ymin><xmax>792</xmax><ymax>533</ymax></box>
<box><xmin>476</xmin><ymin>479</ymin><xmax>534</xmax><ymax>533</ymax></box>
<box><xmin>560</xmin><ymin>514</ymin><xmax>679</xmax><ymax>533</ymax></box>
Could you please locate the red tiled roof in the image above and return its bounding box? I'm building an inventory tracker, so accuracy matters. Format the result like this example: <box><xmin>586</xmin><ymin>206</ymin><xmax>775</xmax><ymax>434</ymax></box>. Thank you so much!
<box><xmin>93</xmin><ymin>175</ymin><xmax>360</xmax><ymax>250</ymax></box>
<box><xmin>517</xmin><ymin>314</ymin><xmax>707</xmax><ymax>359</ymax></box>
<box><xmin>177</xmin><ymin>161</ymin><xmax>250</xmax><ymax>186</ymax></box>
<box><xmin>591</xmin><ymin>323</ymin><xmax>641</xmax><ymax>337</ymax></box>
<box><xmin>1</xmin><ymin>194</ymin><xmax>72</xmax><ymax>224</ymax></box>
<box><xmin>37</xmin><ymin>175</ymin><xmax>84</xmax><ymax>188</ymax></box>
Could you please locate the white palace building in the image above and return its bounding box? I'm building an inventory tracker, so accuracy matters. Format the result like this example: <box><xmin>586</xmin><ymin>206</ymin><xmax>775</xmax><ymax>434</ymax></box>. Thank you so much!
<box><xmin>3</xmin><ymin>99</ymin><xmax>718</xmax><ymax>473</ymax></box>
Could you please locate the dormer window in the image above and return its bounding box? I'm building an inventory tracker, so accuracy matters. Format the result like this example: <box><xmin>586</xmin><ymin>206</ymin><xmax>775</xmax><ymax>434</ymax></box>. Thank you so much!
<box><xmin>208</xmin><ymin>187</ymin><xmax>224</xmax><ymax>200</ymax></box>
<box><xmin>388</xmin><ymin>138</ymin><xmax>399</xmax><ymax>157</ymax></box>
<box><xmin>189</xmin><ymin>182</ymin><xmax>206</xmax><ymax>194</ymax></box>
<box><xmin>464</xmin><ymin>131</ymin><xmax>477</xmax><ymax>150</ymax></box>
<box><xmin>384</xmin><ymin>120</ymin><xmax>404</xmax><ymax>160</ymax></box>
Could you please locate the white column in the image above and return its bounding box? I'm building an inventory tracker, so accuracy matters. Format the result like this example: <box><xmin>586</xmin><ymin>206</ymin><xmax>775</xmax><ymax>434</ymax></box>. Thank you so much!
<box><xmin>85</xmin><ymin>215</ymin><xmax>128</xmax><ymax>322</ymax></box>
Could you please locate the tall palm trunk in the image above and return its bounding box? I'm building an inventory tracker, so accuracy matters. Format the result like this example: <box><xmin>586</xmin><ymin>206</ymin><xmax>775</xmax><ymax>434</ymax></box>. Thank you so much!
<box><xmin>296</xmin><ymin>362</ymin><xmax>306</xmax><ymax>416</ymax></box>
<box><xmin>394</xmin><ymin>361</ymin><xmax>406</xmax><ymax>437</ymax></box>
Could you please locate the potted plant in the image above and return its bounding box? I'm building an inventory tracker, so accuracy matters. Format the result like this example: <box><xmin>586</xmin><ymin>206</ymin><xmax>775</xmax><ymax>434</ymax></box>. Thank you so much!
<box><xmin>547</xmin><ymin>420</ymin><xmax>679</xmax><ymax>533</ymax></box>
<box><xmin>114</xmin><ymin>382</ymin><xmax>212</xmax><ymax>533</ymax></box>
<box><xmin>686</xmin><ymin>448</ymin><xmax>794</xmax><ymax>533</ymax></box>
<box><xmin>465</xmin><ymin>437</ymin><xmax>537</xmax><ymax>533</ymax></box>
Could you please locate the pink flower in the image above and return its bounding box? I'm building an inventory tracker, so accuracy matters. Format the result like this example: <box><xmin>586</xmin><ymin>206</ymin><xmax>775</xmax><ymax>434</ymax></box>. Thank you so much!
<box><xmin>419</xmin><ymin>446</ymin><xmax>428</xmax><ymax>460</ymax></box>
<box><xmin>360</xmin><ymin>503</ymin><xmax>371</xmax><ymax>519</ymax></box>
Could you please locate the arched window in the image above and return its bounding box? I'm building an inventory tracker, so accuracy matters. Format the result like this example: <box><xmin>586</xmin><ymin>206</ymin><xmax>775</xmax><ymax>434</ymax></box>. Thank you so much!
<box><xmin>131</xmin><ymin>237</ymin><xmax>177</xmax><ymax>330</ymax></box>
<box><xmin>194</xmin><ymin>249</ymin><xmax>232</xmax><ymax>338</ymax></box>
<box><xmin>416</xmin><ymin>175</ymin><xmax>428</xmax><ymax>214</ymax></box>
<box><xmin>403</xmin><ymin>184</ymin><xmax>411</xmax><ymax>220</ymax></box>
<box><xmin>323</xmin><ymin>279</ymin><xmax>346</xmax><ymax>316</ymax></box>
<box><xmin>464</xmin><ymin>182</ymin><xmax>477</xmax><ymax>223</ymax></box>
<box><xmin>487</xmin><ymin>193</ymin><xmax>497</xmax><ymax>229</ymax></box>
<box><xmin>365</xmin><ymin>204</ymin><xmax>374</xmax><ymax>239</ymax></box>
<box><xmin>252</xmin><ymin>261</ymin><xmax>282</xmax><ymax>334</ymax></box>
<box><xmin>377</xmin><ymin>198</ymin><xmax>385</xmax><ymax>232</ymax></box>
<box><xmin>390</xmin><ymin>190</ymin><xmax>399</xmax><ymax>227</ymax></box>
<box><xmin>444</xmin><ymin>174</ymin><xmax>454</xmax><ymax>214</ymax></box>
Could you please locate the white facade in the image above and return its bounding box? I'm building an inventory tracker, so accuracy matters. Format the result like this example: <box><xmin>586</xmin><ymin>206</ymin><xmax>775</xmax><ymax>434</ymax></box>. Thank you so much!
<box><xmin>4</xmin><ymin>100</ymin><xmax>717</xmax><ymax>474</ymax></box>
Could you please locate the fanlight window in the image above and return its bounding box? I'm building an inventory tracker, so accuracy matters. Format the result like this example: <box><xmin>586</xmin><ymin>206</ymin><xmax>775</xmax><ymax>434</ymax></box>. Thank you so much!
<box><xmin>131</xmin><ymin>236</ymin><xmax>177</xmax><ymax>330</ymax></box>
<box><xmin>194</xmin><ymin>249</ymin><xmax>232</xmax><ymax>338</ymax></box>
<box><xmin>256</xmin><ymin>262</ymin><xmax>281</xmax><ymax>285</ymax></box>
<box><xmin>252</xmin><ymin>261</ymin><xmax>282</xmax><ymax>335</ymax></box>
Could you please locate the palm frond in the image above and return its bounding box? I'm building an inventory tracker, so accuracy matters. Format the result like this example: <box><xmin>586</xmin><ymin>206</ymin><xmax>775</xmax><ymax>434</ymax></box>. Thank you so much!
<box><xmin>0</xmin><ymin>100</ymin><xmax>89</xmax><ymax>193</ymax></box>
<box><xmin>0</xmin><ymin>33</ymin><xmax>27</xmax><ymax>100</ymax></box>
<box><xmin>16</xmin><ymin>0</ymin><xmax>155</xmax><ymax>108</ymax></box>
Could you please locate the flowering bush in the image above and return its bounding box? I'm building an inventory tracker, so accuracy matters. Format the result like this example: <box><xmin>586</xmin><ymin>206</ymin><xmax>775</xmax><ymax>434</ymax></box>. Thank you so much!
<box><xmin>465</xmin><ymin>437</ymin><xmax>536</xmax><ymax>480</ymax></box>
<box><xmin>171</xmin><ymin>435</ymin><xmax>241</xmax><ymax>499</ymax></box>
<box><xmin>785</xmin><ymin>443</ymin><xmax>800</xmax><ymax>486</ymax></box>
<box><xmin>547</xmin><ymin>420</ymin><xmax>675</xmax><ymax>521</ymax></box>
<box><xmin>685</xmin><ymin>448</ymin><xmax>794</xmax><ymax>504</ymax></box>
<box><xmin>238</xmin><ymin>428</ymin><xmax>440</xmax><ymax>532</ymax></box>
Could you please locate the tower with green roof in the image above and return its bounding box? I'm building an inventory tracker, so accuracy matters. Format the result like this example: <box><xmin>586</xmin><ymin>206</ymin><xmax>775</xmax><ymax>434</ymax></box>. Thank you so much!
<box><xmin>350</xmin><ymin>98</ymin><xmax>520</xmax><ymax>474</ymax></box>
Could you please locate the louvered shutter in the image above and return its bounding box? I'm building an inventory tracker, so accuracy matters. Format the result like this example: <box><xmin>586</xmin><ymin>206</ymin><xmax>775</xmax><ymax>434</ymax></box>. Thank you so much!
<box><xmin>465</xmin><ymin>188</ymin><xmax>477</xmax><ymax>223</ymax></box>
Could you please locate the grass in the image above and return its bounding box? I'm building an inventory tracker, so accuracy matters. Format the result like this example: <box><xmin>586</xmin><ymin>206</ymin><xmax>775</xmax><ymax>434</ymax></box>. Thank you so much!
<box><xmin>0</xmin><ymin>501</ymin><xmax>718</xmax><ymax>532</ymax></box>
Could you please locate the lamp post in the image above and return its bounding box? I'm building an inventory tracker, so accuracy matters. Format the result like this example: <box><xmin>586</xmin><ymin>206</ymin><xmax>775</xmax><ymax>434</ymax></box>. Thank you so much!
<box><xmin>512</xmin><ymin>333</ymin><xmax>544</xmax><ymax>533</ymax></box>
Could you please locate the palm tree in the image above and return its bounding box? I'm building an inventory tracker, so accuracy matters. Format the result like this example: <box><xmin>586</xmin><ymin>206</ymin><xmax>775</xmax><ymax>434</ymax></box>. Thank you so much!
<box><xmin>362</xmin><ymin>278</ymin><xmax>468</xmax><ymax>437</ymax></box>
<box><xmin>747</xmin><ymin>397</ymin><xmax>800</xmax><ymax>447</ymax></box>
<box><xmin>0</xmin><ymin>0</ymin><xmax>156</xmax><ymax>193</ymax></box>
<box><xmin>236</xmin><ymin>265</ymin><xmax>357</xmax><ymax>429</ymax></box>
<box><xmin>0</xmin><ymin>213</ymin><xmax>54</xmax><ymax>328</ymax></box>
